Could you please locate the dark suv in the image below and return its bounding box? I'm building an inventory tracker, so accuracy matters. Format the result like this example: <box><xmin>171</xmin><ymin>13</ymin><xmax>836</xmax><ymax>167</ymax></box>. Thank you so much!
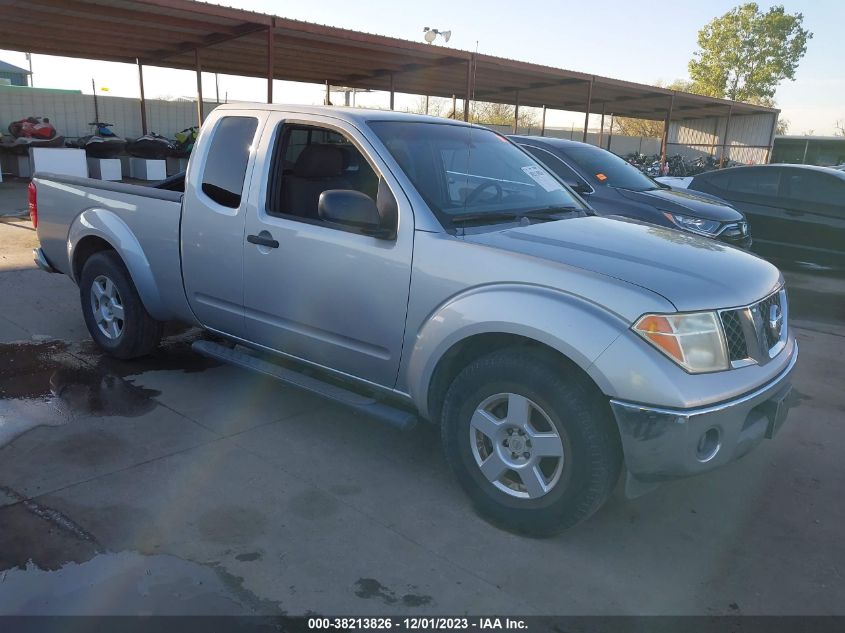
<box><xmin>687</xmin><ymin>164</ymin><xmax>845</xmax><ymax>269</ymax></box>
<box><xmin>511</xmin><ymin>136</ymin><xmax>751</xmax><ymax>248</ymax></box>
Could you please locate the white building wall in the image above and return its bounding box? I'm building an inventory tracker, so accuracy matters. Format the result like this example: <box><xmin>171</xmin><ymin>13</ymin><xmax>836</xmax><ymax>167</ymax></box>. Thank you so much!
<box><xmin>0</xmin><ymin>88</ymin><xmax>219</xmax><ymax>139</ymax></box>
<box><xmin>668</xmin><ymin>112</ymin><xmax>777</xmax><ymax>164</ymax></box>
<box><xmin>485</xmin><ymin>124</ymin><xmax>661</xmax><ymax>157</ymax></box>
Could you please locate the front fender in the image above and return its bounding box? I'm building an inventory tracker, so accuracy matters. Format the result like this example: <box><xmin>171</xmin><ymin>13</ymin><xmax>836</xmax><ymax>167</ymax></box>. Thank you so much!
<box><xmin>405</xmin><ymin>284</ymin><xmax>629</xmax><ymax>420</ymax></box>
<box><xmin>68</xmin><ymin>208</ymin><xmax>168</xmax><ymax>320</ymax></box>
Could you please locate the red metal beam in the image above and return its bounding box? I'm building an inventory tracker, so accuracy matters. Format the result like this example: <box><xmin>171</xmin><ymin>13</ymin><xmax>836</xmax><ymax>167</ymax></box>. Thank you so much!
<box><xmin>582</xmin><ymin>78</ymin><xmax>593</xmax><ymax>142</ymax></box>
<box><xmin>266</xmin><ymin>23</ymin><xmax>274</xmax><ymax>103</ymax></box>
<box><xmin>146</xmin><ymin>22</ymin><xmax>268</xmax><ymax>61</ymax></box>
<box><xmin>137</xmin><ymin>58</ymin><xmax>148</xmax><ymax>135</ymax></box>
<box><xmin>195</xmin><ymin>48</ymin><xmax>203</xmax><ymax>126</ymax></box>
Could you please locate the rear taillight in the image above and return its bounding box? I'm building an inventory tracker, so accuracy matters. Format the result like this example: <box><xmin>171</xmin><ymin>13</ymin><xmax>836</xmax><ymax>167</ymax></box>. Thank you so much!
<box><xmin>28</xmin><ymin>181</ymin><xmax>37</xmax><ymax>228</ymax></box>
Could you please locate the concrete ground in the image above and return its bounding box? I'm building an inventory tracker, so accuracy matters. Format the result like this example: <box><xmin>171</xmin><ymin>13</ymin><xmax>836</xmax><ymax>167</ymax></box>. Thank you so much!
<box><xmin>0</xmin><ymin>202</ymin><xmax>843</xmax><ymax>616</ymax></box>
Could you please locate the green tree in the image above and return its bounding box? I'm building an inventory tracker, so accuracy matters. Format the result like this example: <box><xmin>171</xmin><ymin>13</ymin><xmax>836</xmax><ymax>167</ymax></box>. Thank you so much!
<box><xmin>688</xmin><ymin>3</ymin><xmax>812</xmax><ymax>102</ymax></box>
<box><xmin>613</xmin><ymin>117</ymin><xmax>663</xmax><ymax>138</ymax></box>
<box><xmin>444</xmin><ymin>101</ymin><xmax>539</xmax><ymax>128</ymax></box>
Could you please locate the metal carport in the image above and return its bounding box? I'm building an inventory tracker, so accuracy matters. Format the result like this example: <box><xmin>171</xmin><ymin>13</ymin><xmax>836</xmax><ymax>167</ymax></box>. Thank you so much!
<box><xmin>0</xmin><ymin>0</ymin><xmax>780</xmax><ymax>162</ymax></box>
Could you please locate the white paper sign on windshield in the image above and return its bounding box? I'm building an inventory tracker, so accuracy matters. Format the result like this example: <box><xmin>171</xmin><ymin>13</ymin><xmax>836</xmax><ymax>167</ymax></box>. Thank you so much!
<box><xmin>521</xmin><ymin>165</ymin><xmax>563</xmax><ymax>192</ymax></box>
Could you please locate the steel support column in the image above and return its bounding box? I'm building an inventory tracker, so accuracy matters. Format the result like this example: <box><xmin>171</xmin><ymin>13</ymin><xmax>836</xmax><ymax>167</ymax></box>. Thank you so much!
<box><xmin>660</xmin><ymin>94</ymin><xmax>675</xmax><ymax>167</ymax></box>
<box><xmin>606</xmin><ymin>113</ymin><xmax>614</xmax><ymax>150</ymax></box>
<box><xmin>136</xmin><ymin>58</ymin><xmax>148</xmax><ymax>135</ymax></box>
<box><xmin>719</xmin><ymin>105</ymin><xmax>733</xmax><ymax>168</ymax></box>
<box><xmin>513</xmin><ymin>91</ymin><xmax>520</xmax><ymax>134</ymax></box>
<box><xmin>598</xmin><ymin>103</ymin><xmax>606</xmax><ymax>148</ymax></box>
<box><xmin>540</xmin><ymin>105</ymin><xmax>546</xmax><ymax>136</ymax></box>
<box><xmin>266</xmin><ymin>25</ymin><xmax>274</xmax><ymax>104</ymax></box>
<box><xmin>765</xmin><ymin>113</ymin><xmax>778</xmax><ymax>163</ymax></box>
<box><xmin>463</xmin><ymin>55</ymin><xmax>473</xmax><ymax>122</ymax></box>
<box><xmin>325</xmin><ymin>80</ymin><xmax>331</xmax><ymax>105</ymax></box>
<box><xmin>389</xmin><ymin>74</ymin><xmax>395</xmax><ymax>110</ymax></box>
<box><xmin>582</xmin><ymin>78</ymin><xmax>593</xmax><ymax>143</ymax></box>
<box><xmin>194</xmin><ymin>48</ymin><xmax>203</xmax><ymax>126</ymax></box>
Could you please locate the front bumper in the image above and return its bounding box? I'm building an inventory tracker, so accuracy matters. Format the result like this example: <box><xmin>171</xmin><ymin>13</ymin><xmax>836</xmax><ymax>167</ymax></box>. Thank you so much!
<box><xmin>718</xmin><ymin>232</ymin><xmax>752</xmax><ymax>249</ymax></box>
<box><xmin>610</xmin><ymin>342</ymin><xmax>798</xmax><ymax>490</ymax></box>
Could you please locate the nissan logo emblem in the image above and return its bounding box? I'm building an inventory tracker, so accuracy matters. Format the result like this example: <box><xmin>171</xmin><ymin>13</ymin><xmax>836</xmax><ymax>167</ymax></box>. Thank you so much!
<box><xmin>768</xmin><ymin>304</ymin><xmax>783</xmax><ymax>339</ymax></box>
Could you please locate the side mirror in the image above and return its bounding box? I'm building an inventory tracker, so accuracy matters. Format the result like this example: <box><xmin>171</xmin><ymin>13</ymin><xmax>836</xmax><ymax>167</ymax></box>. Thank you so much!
<box><xmin>564</xmin><ymin>179</ymin><xmax>591</xmax><ymax>195</ymax></box>
<box><xmin>318</xmin><ymin>189</ymin><xmax>390</xmax><ymax>238</ymax></box>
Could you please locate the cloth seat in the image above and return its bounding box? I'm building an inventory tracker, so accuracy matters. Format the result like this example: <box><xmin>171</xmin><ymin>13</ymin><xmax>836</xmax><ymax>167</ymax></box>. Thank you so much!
<box><xmin>281</xmin><ymin>144</ymin><xmax>351</xmax><ymax>219</ymax></box>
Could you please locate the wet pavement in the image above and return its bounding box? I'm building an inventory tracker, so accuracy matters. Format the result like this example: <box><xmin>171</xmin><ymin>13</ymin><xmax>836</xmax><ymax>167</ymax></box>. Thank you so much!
<box><xmin>0</xmin><ymin>216</ymin><xmax>844</xmax><ymax>615</ymax></box>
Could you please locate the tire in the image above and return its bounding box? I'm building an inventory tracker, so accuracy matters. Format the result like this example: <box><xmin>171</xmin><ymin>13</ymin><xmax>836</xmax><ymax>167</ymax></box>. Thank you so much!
<box><xmin>441</xmin><ymin>348</ymin><xmax>622</xmax><ymax>536</ymax></box>
<box><xmin>79</xmin><ymin>250</ymin><xmax>162</xmax><ymax>359</ymax></box>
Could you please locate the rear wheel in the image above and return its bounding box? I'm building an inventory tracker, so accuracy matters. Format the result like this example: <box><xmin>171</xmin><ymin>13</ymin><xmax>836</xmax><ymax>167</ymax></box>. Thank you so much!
<box><xmin>79</xmin><ymin>251</ymin><xmax>162</xmax><ymax>359</ymax></box>
<box><xmin>441</xmin><ymin>348</ymin><xmax>622</xmax><ymax>535</ymax></box>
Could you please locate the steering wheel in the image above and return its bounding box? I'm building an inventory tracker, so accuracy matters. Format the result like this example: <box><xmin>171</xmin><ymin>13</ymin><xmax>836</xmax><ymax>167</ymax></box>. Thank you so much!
<box><xmin>465</xmin><ymin>181</ymin><xmax>503</xmax><ymax>205</ymax></box>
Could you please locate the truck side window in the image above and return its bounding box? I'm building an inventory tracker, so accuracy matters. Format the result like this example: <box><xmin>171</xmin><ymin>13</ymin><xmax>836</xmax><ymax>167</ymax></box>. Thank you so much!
<box><xmin>201</xmin><ymin>116</ymin><xmax>258</xmax><ymax>208</ymax></box>
<box><xmin>266</xmin><ymin>124</ymin><xmax>380</xmax><ymax>222</ymax></box>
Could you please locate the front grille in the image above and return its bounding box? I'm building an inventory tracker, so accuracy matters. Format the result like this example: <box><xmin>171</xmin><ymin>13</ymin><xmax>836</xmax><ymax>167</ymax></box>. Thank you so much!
<box><xmin>720</xmin><ymin>309</ymin><xmax>748</xmax><ymax>361</ymax></box>
<box><xmin>719</xmin><ymin>289</ymin><xmax>787</xmax><ymax>366</ymax></box>
<box><xmin>758</xmin><ymin>292</ymin><xmax>781</xmax><ymax>349</ymax></box>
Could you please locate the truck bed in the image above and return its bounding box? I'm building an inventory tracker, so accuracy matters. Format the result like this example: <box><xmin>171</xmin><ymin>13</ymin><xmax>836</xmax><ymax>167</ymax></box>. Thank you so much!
<box><xmin>33</xmin><ymin>172</ymin><xmax>193</xmax><ymax>323</ymax></box>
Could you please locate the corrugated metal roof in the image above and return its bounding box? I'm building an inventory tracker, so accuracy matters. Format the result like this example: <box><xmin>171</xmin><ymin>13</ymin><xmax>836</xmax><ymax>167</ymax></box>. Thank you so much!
<box><xmin>0</xmin><ymin>0</ymin><xmax>778</xmax><ymax>121</ymax></box>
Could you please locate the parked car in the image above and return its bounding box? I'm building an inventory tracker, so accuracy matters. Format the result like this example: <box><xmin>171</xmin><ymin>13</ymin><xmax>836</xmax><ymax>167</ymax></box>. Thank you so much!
<box><xmin>510</xmin><ymin>136</ymin><xmax>751</xmax><ymax>248</ymax></box>
<box><xmin>686</xmin><ymin>164</ymin><xmax>845</xmax><ymax>269</ymax></box>
<box><xmin>30</xmin><ymin>106</ymin><xmax>797</xmax><ymax>534</ymax></box>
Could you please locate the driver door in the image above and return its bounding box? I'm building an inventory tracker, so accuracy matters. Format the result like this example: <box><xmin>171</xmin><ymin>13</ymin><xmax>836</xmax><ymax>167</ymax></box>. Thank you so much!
<box><xmin>241</xmin><ymin>114</ymin><xmax>414</xmax><ymax>388</ymax></box>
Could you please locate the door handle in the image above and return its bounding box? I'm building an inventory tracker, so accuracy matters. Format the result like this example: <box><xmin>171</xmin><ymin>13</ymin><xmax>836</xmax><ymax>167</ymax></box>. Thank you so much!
<box><xmin>247</xmin><ymin>234</ymin><xmax>279</xmax><ymax>248</ymax></box>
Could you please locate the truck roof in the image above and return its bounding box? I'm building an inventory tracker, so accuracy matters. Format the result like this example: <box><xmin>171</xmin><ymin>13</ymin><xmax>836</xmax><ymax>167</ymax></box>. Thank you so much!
<box><xmin>213</xmin><ymin>103</ymin><xmax>475</xmax><ymax>127</ymax></box>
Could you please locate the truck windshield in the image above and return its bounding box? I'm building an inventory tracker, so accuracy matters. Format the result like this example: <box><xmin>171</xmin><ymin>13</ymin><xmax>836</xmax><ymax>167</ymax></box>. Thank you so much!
<box><xmin>369</xmin><ymin>121</ymin><xmax>584</xmax><ymax>228</ymax></box>
<box><xmin>564</xmin><ymin>145</ymin><xmax>660</xmax><ymax>192</ymax></box>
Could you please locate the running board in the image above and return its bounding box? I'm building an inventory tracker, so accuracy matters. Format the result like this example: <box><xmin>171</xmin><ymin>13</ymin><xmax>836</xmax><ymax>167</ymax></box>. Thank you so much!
<box><xmin>192</xmin><ymin>340</ymin><xmax>418</xmax><ymax>431</ymax></box>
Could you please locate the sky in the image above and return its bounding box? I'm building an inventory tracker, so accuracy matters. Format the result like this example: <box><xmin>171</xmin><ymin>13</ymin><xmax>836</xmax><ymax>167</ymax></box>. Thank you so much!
<box><xmin>1</xmin><ymin>0</ymin><xmax>843</xmax><ymax>134</ymax></box>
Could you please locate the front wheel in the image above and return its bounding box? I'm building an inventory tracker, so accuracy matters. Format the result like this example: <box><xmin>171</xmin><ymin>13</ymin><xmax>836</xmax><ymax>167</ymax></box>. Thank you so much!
<box><xmin>79</xmin><ymin>251</ymin><xmax>162</xmax><ymax>359</ymax></box>
<box><xmin>441</xmin><ymin>349</ymin><xmax>622</xmax><ymax>535</ymax></box>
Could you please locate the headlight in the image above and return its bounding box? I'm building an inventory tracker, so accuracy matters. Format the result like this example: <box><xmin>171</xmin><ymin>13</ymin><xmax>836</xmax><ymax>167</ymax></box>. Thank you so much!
<box><xmin>663</xmin><ymin>212</ymin><xmax>721</xmax><ymax>236</ymax></box>
<box><xmin>633</xmin><ymin>311</ymin><xmax>729</xmax><ymax>373</ymax></box>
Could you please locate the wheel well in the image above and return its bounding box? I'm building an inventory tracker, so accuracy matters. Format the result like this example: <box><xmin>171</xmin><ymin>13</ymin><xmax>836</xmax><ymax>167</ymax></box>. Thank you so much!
<box><xmin>426</xmin><ymin>333</ymin><xmax>606</xmax><ymax>424</ymax></box>
<box><xmin>73</xmin><ymin>236</ymin><xmax>115</xmax><ymax>281</ymax></box>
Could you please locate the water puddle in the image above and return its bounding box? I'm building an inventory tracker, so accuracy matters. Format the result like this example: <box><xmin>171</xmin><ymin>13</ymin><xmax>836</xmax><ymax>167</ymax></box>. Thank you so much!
<box><xmin>0</xmin><ymin>483</ymin><xmax>281</xmax><ymax>615</ymax></box>
<box><xmin>0</xmin><ymin>550</ymin><xmax>270</xmax><ymax>615</ymax></box>
<box><xmin>0</xmin><ymin>329</ymin><xmax>220</xmax><ymax>449</ymax></box>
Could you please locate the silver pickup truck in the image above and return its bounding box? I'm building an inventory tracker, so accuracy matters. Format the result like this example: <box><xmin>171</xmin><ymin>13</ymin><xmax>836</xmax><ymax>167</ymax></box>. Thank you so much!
<box><xmin>31</xmin><ymin>105</ymin><xmax>797</xmax><ymax>534</ymax></box>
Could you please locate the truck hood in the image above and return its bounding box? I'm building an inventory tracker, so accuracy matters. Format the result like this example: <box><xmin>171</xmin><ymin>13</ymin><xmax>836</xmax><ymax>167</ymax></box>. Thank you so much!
<box><xmin>614</xmin><ymin>187</ymin><xmax>743</xmax><ymax>222</ymax></box>
<box><xmin>464</xmin><ymin>216</ymin><xmax>781</xmax><ymax>312</ymax></box>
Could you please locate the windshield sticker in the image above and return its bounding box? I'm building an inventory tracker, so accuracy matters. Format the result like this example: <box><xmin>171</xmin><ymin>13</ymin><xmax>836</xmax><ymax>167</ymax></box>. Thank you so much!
<box><xmin>596</xmin><ymin>173</ymin><xmax>608</xmax><ymax>181</ymax></box>
<box><xmin>521</xmin><ymin>165</ymin><xmax>563</xmax><ymax>192</ymax></box>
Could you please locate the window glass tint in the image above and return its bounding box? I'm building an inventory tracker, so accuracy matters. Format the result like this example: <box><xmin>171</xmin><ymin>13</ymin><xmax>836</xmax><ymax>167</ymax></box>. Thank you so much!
<box><xmin>267</xmin><ymin>124</ymin><xmax>380</xmax><ymax>221</ymax></box>
<box><xmin>201</xmin><ymin>116</ymin><xmax>258</xmax><ymax>208</ymax></box>
<box><xmin>368</xmin><ymin>121</ymin><xmax>584</xmax><ymax>227</ymax></box>
<box><xmin>782</xmin><ymin>170</ymin><xmax>845</xmax><ymax>206</ymax></box>
<box><xmin>564</xmin><ymin>145</ymin><xmax>658</xmax><ymax>191</ymax></box>
<box><xmin>727</xmin><ymin>168</ymin><xmax>780</xmax><ymax>196</ymax></box>
<box><xmin>698</xmin><ymin>170</ymin><xmax>732</xmax><ymax>192</ymax></box>
<box><xmin>522</xmin><ymin>146</ymin><xmax>580</xmax><ymax>182</ymax></box>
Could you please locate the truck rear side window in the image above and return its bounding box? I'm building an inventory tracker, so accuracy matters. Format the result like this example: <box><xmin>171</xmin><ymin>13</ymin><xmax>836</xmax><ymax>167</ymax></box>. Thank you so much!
<box><xmin>201</xmin><ymin>116</ymin><xmax>258</xmax><ymax>208</ymax></box>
